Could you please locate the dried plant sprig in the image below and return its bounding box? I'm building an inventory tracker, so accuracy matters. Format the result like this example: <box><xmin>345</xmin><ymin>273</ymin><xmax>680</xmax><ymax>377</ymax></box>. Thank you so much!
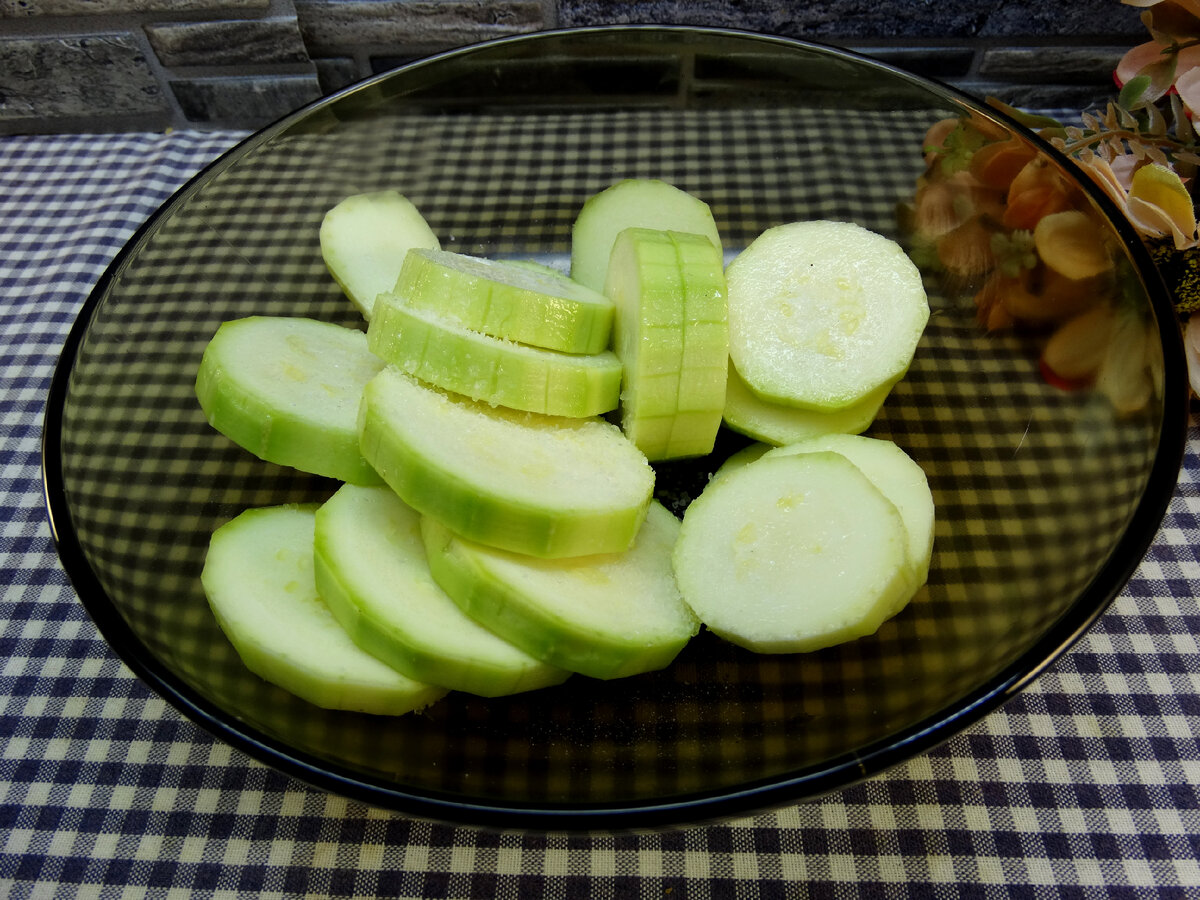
<box><xmin>1050</xmin><ymin>99</ymin><xmax>1200</xmax><ymax>170</ymax></box>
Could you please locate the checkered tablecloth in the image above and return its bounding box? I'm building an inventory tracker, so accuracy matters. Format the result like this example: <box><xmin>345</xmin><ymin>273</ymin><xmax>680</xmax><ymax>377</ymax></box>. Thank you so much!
<box><xmin>3</xmin><ymin>129</ymin><xmax>1199</xmax><ymax>897</ymax></box>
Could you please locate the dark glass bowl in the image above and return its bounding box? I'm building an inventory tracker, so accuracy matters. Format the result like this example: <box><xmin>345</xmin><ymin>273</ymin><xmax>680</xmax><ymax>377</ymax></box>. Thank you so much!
<box><xmin>43</xmin><ymin>26</ymin><xmax>1187</xmax><ymax>830</ymax></box>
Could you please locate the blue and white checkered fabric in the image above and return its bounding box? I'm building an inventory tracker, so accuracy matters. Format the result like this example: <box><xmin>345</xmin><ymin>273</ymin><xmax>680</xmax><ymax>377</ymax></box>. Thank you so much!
<box><xmin>2</xmin><ymin>130</ymin><xmax>1200</xmax><ymax>897</ymax></box>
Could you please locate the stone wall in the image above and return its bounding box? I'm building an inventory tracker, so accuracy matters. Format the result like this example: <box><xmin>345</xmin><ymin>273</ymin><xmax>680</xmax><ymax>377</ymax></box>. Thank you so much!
<box><xmin>0</xmin><ymin>0</ymin><xmax>1148</xmax><ymax>134</ymax></box>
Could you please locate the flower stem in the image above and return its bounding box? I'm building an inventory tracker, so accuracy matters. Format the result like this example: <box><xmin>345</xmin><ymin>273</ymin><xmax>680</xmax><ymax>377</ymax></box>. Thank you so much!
<box><xmin>1058</xmin><ymin>129</ymin><xmax>1193</xmax><ymax>157</ymax></box>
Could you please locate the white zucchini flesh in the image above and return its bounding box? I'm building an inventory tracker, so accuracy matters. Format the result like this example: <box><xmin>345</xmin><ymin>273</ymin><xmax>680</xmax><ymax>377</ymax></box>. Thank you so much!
<box><xmin>357</xmin><ymin>367</ymin><xmax>655</xmax><ymax>558</ymax></box>
<box><xmin>194</xmin><ymin>316</ymin><xmax>384</xmax><ymax>485</ymax></box>
<box><xmin>313</xmin><ymin>484</ymin><xmax>569</xmax><ymax>697</ymax></box>
<box><xmin>764</xmin><ymin>434</ymin><xmax>935</xmax><ymax>602</ymax></box>
<box><xmin>570</xmin><ymin>179</ymin><xmax>723</xmax><ymax>292</ymax></box>
<box><xmin>726</xmin><ymin>220</ymin><xmax>929</xmax><ymax>411</ymax></box>
<box><xmin>672</xmin><ymin>451</ymin><xmax>911</xmax><ymax>653</ymax></box>
<box><xmin>319</xmin><ymin>190</ymin><xmax>441</xmax><ymax>320</ymax></box>
<box><xmin>421</xmin><ymin>502</ymin><xmax>699</xmax><ymax>680</ymax></box>
<box><xmin>367</xmin><ymin>295</ymin><xmax>622</xmax><ymax>417</ymax></box>
<box><xmin>200</xmin><ymin>504</ymin><xmax>447</xmax><ymax>715</ymax></box>
<box><xmin>396</xmin><ymin>248</ymin><xmax>613</xmax><ymax>354</ymax></box>
<box><xmin>710</xmin><ymin>441</ymin><xmax>771</xmax><ymax>484</ymax></box>
<box><xmin>723</xmin><ymin>360</ymin><xmax>891</xmax><ymax>446</ymax></box>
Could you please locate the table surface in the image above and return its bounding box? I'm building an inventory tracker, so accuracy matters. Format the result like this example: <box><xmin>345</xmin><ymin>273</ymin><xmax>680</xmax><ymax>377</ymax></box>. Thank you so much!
<box><xmin>3</xmin><ymin>129</ymin><xmax>1199</xmax><ymax>898</ymax></box>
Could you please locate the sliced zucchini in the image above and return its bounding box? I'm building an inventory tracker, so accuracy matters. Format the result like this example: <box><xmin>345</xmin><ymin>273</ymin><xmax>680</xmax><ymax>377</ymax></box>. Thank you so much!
<box><xmin>396</xmin><ymin>248</ymin><xmax>613</xmax><ymax>354</ymax></box>
<box><xmin>200</xmin><ymin>504</ymin><xmax>446</xmax><ymax>715</ymax></box>
<box><xmin>726</xmin><ymin>220</ymin><xmax>929</xmax><ymax>411</ymax></box>
<box><xmin>723</xmin><ymin>360</ymin><xmax>892</xmax><ymax>446</ymax></box>
<box><xmin>313</xmin><ymin>484</ymin><xmax>569</xmax><ymax>697</ymax></box>
<box><xmin>673</xmin><ymin>451</ymin><xmax>911</xmax><ymax>653</ymax></box>
<box><xmin>710</xmin><ymin>441</ymin><xmax>771</xmax><ymax>484</ymax></box>
<box><xmin>764</xmin><ymin>434</ymin><xmax>934</xmax><ymax>600</ymax></box>
<box><xmin>357</xmin><ymin>368</ymin><xmax>655</xmax><ymax>558</ymax></box>
<box><xmin>368</xmin><ymin>295</ymin><xmax>622</xmax><ymax>417</ymax></box>
<box><xmin>604</xmin><ymin>227</ymin><xmax>729</xmax><ymax>460</ymax></box>
<box><xmin>421</xmin><ymin>502</ymin><xmax>699</xmax><ymax>679</ymax></box>
<box><xmin>195</xmin><ymin>316</ymin><xmax>384</xmax><ymax>484</ymax></box>
<box><xmin>570</xmin><ymin>179</ymin><xmax>723</xmax><ymax>292</ymax></box>
<box><xmin>320</xmin><ymin>190</ymin><xmax>440</xmax><ymax>320</ymax></box>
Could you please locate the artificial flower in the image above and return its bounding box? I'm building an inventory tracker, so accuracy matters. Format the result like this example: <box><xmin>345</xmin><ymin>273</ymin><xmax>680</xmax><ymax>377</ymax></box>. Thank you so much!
<box><xmin>1070</xmin><ymin>154</ymin><xmax>1198</xmax><ymax>249</ymax></box>
<box><xmin>1126</xmin><ymin>162</ymin><xmax>1199</xmax><ymax>247</ymax></box>
<box><xmin>1116</xmin><ymin>1</ymin><xmax>1200</xmax><ymax>105</ymax></box>
<box><xmin>1122</xmin><ymin>0</ymin><xmax>1200</xmax><ymax>11</ymax></box>
<box><xmin>1094</xmin><ymin>303</ymin><xmax>1163</xmax><ymax>414</ymax></box>
<box><xmin>1002</xmin><ymin>157</ymin><xmax>1076</xmax><ymax>231</ymax></box>
<box><xmin>909</xmin><ymin>2</ymin><xmax>1200</xmax><ymax>411</ymax></box>
<box><xmin>1115</xmin><ymin>40</ymin><xmax>1197</xmax><ymax>101</ymax></box>
<box><xmin>1073</xmin><ymin>151</ymin><xmax>1141</xmax><ymax>210</ymax></box>
<box><xmin>1040</xmin><ymin>303</ymin><xmax>1117</xmax><ymax>387</ymax></box>
<box><xmin>1033</xmin><ymin>210</ymin><xmax>1116</xmax><ymax>279</ymax></box>
<box><xmin>1123</xmin><ymin>0</ymin><xmax>1200</xmax><ymax>34</ymax></box>
<box><xmin>1174</xmin><ymin>63</ymin><xmax>1200</xmax><ymax>113</ymax></box>
<box><xmin>1185</xmin><ymin>314</ymin><xmax>1200</xmax><ymax>394</ymax></box>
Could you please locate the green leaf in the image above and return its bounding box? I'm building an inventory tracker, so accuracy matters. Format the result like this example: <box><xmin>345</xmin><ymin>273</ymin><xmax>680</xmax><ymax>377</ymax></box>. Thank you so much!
<box><xmin>991</xmin><ymin>230</ymin><xmax>1037</xmax><ymax>279</ymax></box>
<box><xmin>1119</xmin><ymin>74</ymin><xmax>1154</xmax><ymax>108</ymax></box>
<box><xmin>1137</xmin><ymin>55</ymin><xmax>1179</xmax><ymax>103</ymax></box>
<box><xmin>935</xmin><ymin>121</ymin><xmax>988</xmax><ymax>175</ymax></box>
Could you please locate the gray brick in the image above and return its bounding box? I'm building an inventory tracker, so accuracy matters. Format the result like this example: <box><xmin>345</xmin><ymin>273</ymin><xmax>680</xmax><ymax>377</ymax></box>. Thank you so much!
<box><xmin>978</xmin><ymin>2</ymin><xmax>1143</xmax><ymax>38</ymax></box>
<box><xmin>0</xmin><ymin>33</ymin><xmax>168</xmax><ymax>120</ymax></box>
<box><xmin>169</xmin><ymin>73</ymin><xmax>322</xmax><ymax>126</ymax></box>
<box><xmin>558</xmin><ymin>0</ymin><xmax>1144</xmax><ymax>41</ymax></box>
<box><xmin>295</xmin><ymin>1</ymin><xmax>545</xmax><ymax>56</ymax></box>
<box><xmin>145</xmin><ymin>17</ymin><xmax>310</xmax><ymax>67</ymax></box>
<box><xmin>2</xmin><ymin>0</ymin><xmax>268</xmax><ymax>15</ymax></box>
<box><xmin>559</xmin><ymin>0</ymin><xmax>978</xmax><ymax>39</ymax></box>
<box><xmin>978</xmin><ymin>46</ymin><xmax>1127</xmax><ymax>85</ymax></box>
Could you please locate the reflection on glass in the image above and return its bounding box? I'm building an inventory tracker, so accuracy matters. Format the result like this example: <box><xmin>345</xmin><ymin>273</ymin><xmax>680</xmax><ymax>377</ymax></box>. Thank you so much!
<box><xmin>902</xmin><ymin>106</ymin><xmax>1165</xmax><ymax>416</ymax></box>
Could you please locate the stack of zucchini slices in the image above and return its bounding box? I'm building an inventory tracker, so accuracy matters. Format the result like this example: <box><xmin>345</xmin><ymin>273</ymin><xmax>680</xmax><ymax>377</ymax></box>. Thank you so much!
<box><xmin>196</xmin><ymin>182</ymin><xmax>933</xmax><ymax>715</ymax></box>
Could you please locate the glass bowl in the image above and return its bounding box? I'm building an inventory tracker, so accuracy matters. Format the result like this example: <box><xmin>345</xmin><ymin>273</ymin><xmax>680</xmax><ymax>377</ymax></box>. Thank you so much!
<box><xmin>43</xmin><ymin>26</ymin><xmax>1187</xmax><ymax>830</ymax></box>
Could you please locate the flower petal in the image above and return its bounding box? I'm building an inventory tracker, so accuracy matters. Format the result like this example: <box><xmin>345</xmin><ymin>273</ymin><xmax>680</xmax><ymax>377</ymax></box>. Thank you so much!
<box><xmin>1096</xmin><ymin>307</ymin><xmax>1157</xmax><ymax>415</ymax></box>
<box><xmin>1128</xmin><ymin>163</ymin><xmax>1198</xmax><ymax>247</ymax></box>
<box><xmin>1040</xmin><ymin>303</ymin><xmax>1115</xmax><ymax>382</ymax></box>
<box><xmin>1072</xmin><ymin>153</ymin><xmax>1133</xmax><ymax>211</ymax></box>
<box><xmin>1176</xmin><ymin>64</ymin><xmax>1200</xmax><ymax>115</ymax></box>
<box><xmin>1138</xmin><ymin>0</ymin><xmax>1200</xmax><ymax>43</ymax></box>
<box><xmin>1116</xmin><ymin>39</ymin><xmax>1176</xmax><ymax>90</ymax></box>
<box><xmin>1033</xmin><ymin>210</ymin><xmax>1115</xmax><ymax>280</ymax></box>
<box><xmin>1123</xmin><ymin>0</ymin><xmax>1200</xmax><ymax>17</ymax></box>
<box><xmin>1110</xmin><ymin>154</ymin><xmax>1144</xmax><ymax>190</ymax></box>
<box><xmin>1185</xmin><ymin>316</ymin><xmax>1200</xmax><ymax>397</ymax></box>
<box><xmin>969</xmin><ymin>137</ymin><xmax>1039</xmax><ymax>189</ymax></box>
<box><xmin>1126</xmin><ymin>196</ymin><xmax>1199</xmax><ymax>248</ymax></box>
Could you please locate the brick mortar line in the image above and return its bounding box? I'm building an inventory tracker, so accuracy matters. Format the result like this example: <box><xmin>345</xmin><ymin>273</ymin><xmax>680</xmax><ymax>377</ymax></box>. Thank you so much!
<box><xmin>0</xmin><ymin>110</ymin><xmax>173</xmax><ymax>136</ymax></box>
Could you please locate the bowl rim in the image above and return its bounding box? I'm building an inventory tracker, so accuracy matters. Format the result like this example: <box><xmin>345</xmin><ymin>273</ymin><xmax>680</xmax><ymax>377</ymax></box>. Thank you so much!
<box><xmin>41</xmin><ymin>24</ymin><xmax>1190</xmax><ymax>830</ymax></box>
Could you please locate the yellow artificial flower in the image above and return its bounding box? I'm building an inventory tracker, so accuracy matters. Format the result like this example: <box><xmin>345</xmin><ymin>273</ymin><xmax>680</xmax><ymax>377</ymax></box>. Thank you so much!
<box><xmin>1127</xmin><ymin>163</ymin><xmax>1199</xmax><ymax>248</ymax></box>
